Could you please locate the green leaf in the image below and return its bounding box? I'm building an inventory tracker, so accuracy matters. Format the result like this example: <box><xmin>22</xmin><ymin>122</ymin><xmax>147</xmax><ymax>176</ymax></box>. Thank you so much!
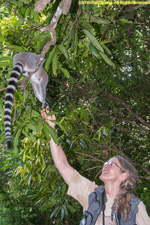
<box><xmin>45</xmin><ymin>49</ymin><xmax>54</xmax><ymax>72</ymax></box>
<box><xmin>89</xmin><ymin>42</ymin><xmax>100</xmax><ymax>58</ymax></box>
<box><xmin>38</xmin><ymin>173</ymin><xmax>41</xmax><ymax>182</ymax></box>
<box><xmin>65</xmin><ymin>34</ymin><xmax>72</xmax><ymax>49</ymax></box>
<box><xmin>16</xmin><ymin>19</ymin><xmax>23</xmax><ymax>26</ymax></box>
<box><xmin>67</xmin><ymin>204</ymin><xmax>76</xmax><ymax>213</ymax></box>
<box><xmin>28</xmin><ymin>174</ymin><xmax>32</xmax><ymax>186</ymax></box>
<box><xmin>41</xmin><ymin>160</ymin><xmax>46</xmax><ymax>173</ymax></box>
<box><xmin>119</xmin><ymin>18</ymin><xmax>133</xmax><ymax>24</ymax></box>
<box><xmin>58</xmin><ymin>44</ymin><xmax>68</xmax><ymax>59</ymax></box>
<box><xmin>43</xmin><ymin>121</ymin><xmax>58</xmax><ymax>144</ymax></box>
<box><xmin>61</xmin><ymin>207</ymin><xmax>65</xmax><ymax>221</ymax></box>
<box><xmin>80</xmin><ymin>139</ymin><xmax>87</xmax><ymax>149</ymax></box>
<box><xmin>31</xmin><ymin>110</ymin><xmax>40</xmax><ymax>118</ymax></box>
<box><xmin>37</xmin><ymin>122</ymin><xmax>43</xmax><ymax>131</ymax></box>
<box><xmin>25</xmin><ymin>8</ymin><xmax>31</xmax><ymax>17</ymax></box>
<box><xmin>22</xmin><ymin>130</ymin><xmax>36</xmax><ymax>142</ymax></box>
<box><xmin>52</xmin><ymin>49</ymin><xmax>58</xmax><ymax>76</ymax></box>
<box><xmin>97</xmin><ymin>129</ymin><xmax>102</xmax><ymax>140</ymax></box>
<box><xmin>0</xmin><ymin>104</ymin><xmax>4</xmax><ymax>116</ymax></box>
<box><xmin>43</xmin><ymin>126</ymin><xmax>51</xmax><ymax>142</ymax></box>
<box><xmin>23</xmin><ymin>151</ymin><xmax>26</xmax><ymax>162</ymax></box>
<box><xmin>99</xmin><ymin>52</ymin><xmax>115</xmax><ymax>68</ymax></box>
<box><xmin>50</xmin><ymin>206</ymin><xmax>60</xmax><ymax>218</ymax></box>
<box><xmin>5</xmin><ymin>42</ymin><xmax>26</xmax><ymax>52</ymax></box>
<box><xmin>59</xmin><ymin>64</ymin><xmax>70</xmax><ymax>78</ymax></box>
<box><xmin>100</xmin><ymin>43</ymin><xmax>112</xmax><ymax>55</ymax></box>
<box><xmin>83</xmin><ymin>29</ymin><xmax>104</xmax><ymax>52</ymax></box>
<box><xmin>0</xmin><ymin>133</ymin><xmax>6</xmax><ymax>144</ymax></box>
<box><xmin>0</xmin><ymin>56</ymin><xmax>12</xmax><ymax>67</ymax></box>
<box><xmin>61</xmin><ymin>184</ymin><xmax>67</xmax><ymax>196</ymax></box>
<box><xmin>26</xmin><ymin>105</ymin><xmax>32</xmax><ymax>115</ymax></box>
<box><xmin>34</xmin><ymin>11</ymin><xmax>39</xmax><ymax>23</ymax></box>
<box><xmin>90</xmin><ymin>17</ymin><xmax>109</xmax><ymax>25</ymax></box>
<box><xmin>49</xmin><ymin>119</ymin><xmax>67</xmax><ymax>134</ymax></box>
<box><xmin>21</xmin><ymin>7</ymin><xmax>26</xmax><ymax>16</ymax></box>
<box><xmin>0</xmin><ymin>56</ymin><xmax>11</xmax><ymax>61</ymax></box>
<box><xmin>13</xmin><ymin>129</ymin><xmax>22</xmax><ymax>149</ymax></box>
<box><xmin>16</xmin><ymin>109</ymin><xmax>22</xmax><ymax>120</ymax></box>
<box><xmin>26</xmin><ymin>125</ymin><xmax>37</xmax><ymax>133</ymax></box>
<box><xmin>14</xmin><ymin>120</ymin><xmax>30</xmax><ymax>132</ymax></box>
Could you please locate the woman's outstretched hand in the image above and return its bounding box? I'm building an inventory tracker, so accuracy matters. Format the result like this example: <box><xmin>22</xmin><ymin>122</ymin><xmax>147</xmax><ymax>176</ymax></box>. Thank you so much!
<box><xmin>41</xmin><ymin>106</ymin><xmax>56</xmax><ymax>130</ymax></box>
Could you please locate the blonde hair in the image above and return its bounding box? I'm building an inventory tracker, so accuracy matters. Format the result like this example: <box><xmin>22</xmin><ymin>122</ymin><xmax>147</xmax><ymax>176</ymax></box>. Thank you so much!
<box><xmin>113</xmin><ymin>155</ymin><xmax>138</xmax><ymax>220</ymax></box>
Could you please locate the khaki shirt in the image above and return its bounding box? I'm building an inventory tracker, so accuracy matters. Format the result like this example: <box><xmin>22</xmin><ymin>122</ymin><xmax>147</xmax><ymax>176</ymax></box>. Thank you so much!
<box><xmin>67</xmin><ymin>170</ymin><xmax>150</xmax><ymax>225</ymax></box>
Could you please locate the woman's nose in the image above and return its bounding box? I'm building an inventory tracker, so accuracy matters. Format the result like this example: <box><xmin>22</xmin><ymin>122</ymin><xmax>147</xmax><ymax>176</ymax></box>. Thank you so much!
<box><xmin>103</xmin><ymin>162</ymin><xmax>109</xmax><ymax>168</ymax></box>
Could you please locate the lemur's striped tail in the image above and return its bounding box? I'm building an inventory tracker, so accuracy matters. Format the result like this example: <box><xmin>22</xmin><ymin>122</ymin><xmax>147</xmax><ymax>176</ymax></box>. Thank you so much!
<box><xmin>4</xmin><ymin>63</ymin><xmax>23</xmax><ymax>149</ymax></box>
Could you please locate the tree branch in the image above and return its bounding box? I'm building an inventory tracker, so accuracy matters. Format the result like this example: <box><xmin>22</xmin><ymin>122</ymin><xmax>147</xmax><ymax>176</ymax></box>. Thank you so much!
<box><xmin>62</xmin><ymin>5</ymin><xmax>82</xmax><ymax>44</ymax></box>
<box><xmin>102</xmin><ymin>92</ymin><xmax>150</xmax><ymax>129</ymax></box>
<box><xmin>35</xmin><ymin>0</ymin><xmax>72</xmax><ymax>68</ymax></box>
<box><xmin>34</xmin><ymin>0</ymin><xmax>51</xmax><ymax>13</ymax></box>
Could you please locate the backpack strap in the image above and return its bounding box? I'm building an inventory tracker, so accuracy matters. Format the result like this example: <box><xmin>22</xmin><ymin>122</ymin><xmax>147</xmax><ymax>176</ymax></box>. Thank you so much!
<box><xmin>117</xmin><ymin>212</ymin><xmax>121</xmax><ymax>225</ymax></box>
<box><xmin>80</xmin><ymin>186</ymin><xmax>106</xmax><ymax>225</ymax></box>
<box><xmin>102</xmin><ymin>189</ymin><xmax>105</xmax><ymax>225</ymax></box>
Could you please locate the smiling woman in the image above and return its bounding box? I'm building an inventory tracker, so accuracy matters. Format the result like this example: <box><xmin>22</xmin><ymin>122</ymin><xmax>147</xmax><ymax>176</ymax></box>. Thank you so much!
<box><xmin>100</xmin><ymin>156</ymin><xmax>138</xmax><ymax>221</ymax></box>
<box><xmin>113</xmin><ymin>156</ymin><xmax>138</xmax><ymax>220</ymax></box>
<box><xmin>41</xmin><ymin>108</ymin><xmax>150</xmax><ymax>225</ymax></box>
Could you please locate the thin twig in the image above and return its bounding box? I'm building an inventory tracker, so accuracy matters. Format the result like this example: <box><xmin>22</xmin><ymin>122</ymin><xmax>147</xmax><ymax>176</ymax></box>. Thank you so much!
<box><xmin>62</xmin><ymin>7</ymin><xmax>82</xmax><ymax>44</ymax></box>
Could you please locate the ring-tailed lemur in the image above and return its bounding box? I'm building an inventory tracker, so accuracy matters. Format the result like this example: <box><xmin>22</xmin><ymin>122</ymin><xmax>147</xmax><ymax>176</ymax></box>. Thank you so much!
<box><xmin>4</xmin><ymin>52</ymin><xmax>49</xmax><ymax>149</ymax></box>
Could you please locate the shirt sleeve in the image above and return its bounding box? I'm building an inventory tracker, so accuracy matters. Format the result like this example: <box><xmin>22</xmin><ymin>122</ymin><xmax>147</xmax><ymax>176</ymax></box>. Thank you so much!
<box><xmin>136</xmin><ymin>201</ymin><xmax>150</xmax><ymax>225</ymax></box>
<box><xmin>67</xmin><ymin>169</ymin><xmax>98</xmax><ymax>210</ymax></box>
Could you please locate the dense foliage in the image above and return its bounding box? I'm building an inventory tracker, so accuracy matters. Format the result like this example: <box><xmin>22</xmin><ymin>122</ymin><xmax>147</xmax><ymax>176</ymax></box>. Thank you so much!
<box><xmin>0</xmin><ymin>0</ymin><xmax>150</xmax><ymax>224</ymax></box>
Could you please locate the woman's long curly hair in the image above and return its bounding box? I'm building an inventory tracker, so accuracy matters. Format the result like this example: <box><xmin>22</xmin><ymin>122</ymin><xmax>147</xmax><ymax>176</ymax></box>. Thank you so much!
<box><xmin>113</xmin><ymin>155</ymin><xmax>138</xmax><ymax>220</ymax></box>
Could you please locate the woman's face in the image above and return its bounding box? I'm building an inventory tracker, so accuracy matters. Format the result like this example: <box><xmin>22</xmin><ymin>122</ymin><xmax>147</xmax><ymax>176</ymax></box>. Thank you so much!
<box><xmin>100</xmin><ymin>157</ymin><xmax>126</xmax><ymax>185</ymax></box>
